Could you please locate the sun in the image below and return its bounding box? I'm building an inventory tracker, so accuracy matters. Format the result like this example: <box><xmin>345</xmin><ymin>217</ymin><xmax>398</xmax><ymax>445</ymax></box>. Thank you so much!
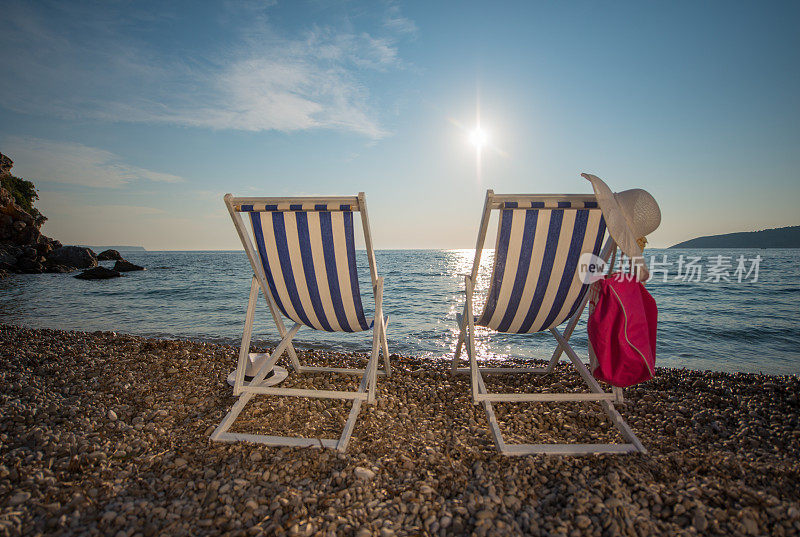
<box><xmin>469</xmin><ymin>127</ymin><xmax>488</xmax><ymax>149</ymax></box>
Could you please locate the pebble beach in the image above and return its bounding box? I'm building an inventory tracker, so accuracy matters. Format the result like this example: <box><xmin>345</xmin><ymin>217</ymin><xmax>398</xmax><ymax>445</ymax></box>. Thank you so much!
<box><xmin>1</xmin><ymin>323</ymin><xmax>799</xmax><ymax>537</ymax></box>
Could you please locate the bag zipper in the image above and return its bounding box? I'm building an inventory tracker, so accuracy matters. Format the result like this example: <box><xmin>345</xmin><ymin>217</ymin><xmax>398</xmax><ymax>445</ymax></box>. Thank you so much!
<box><xmin>607</xmin><ymin>284</ymin><xmax>654</xmax><ymax>377</ymax></box>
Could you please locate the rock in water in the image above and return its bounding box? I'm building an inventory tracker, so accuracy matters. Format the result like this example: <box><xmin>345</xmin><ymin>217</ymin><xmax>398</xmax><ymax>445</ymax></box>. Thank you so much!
<box><xmin>44</xmin><ymin>264</ymin><xmax>74</xmax><ymax>273</ymax></box>
<box><xmin>48</xmin><ymin>246</ymin><xmax>97</xmax><ymax>269</ymax></box>
<box><xmin>114</xmin><ymin>260</ymin><xmax>145</xmax><ymax>272</ymax></box>
<box><xmin>75</xmin><ymin>266</ymin><xmax>121</xmax><ymax>280</ymax></box>
<box><xmin>97</xmin><ymin>249</ymin><xmax>123</xmax><ymax>261</ymax></box>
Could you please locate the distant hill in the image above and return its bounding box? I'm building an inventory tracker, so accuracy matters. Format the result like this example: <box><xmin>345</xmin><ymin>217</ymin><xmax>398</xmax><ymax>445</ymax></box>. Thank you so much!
<box><xmin>80</xmin><ymin>245</ymin><xmax>147</xmax><ymax>252</ymax></box>
<box><xmin>670</xmin><ymin>226</ymin><xmax>800</xmax><ymax>248</ymax></box>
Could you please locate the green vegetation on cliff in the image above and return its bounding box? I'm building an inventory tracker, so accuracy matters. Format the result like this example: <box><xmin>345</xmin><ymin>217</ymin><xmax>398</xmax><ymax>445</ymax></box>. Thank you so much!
<box><xmin>0</xmin><ymin>167</ymin><xmax>46</xmax><ymax>226</ymax></box>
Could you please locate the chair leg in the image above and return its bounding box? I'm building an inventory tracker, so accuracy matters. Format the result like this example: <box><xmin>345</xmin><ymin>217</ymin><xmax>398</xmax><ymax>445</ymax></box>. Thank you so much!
<box><xmin>380</xmin><ymin>316</ymin><xmax>391</xmax><ymax>376</ymax></box>
<box><xmin>466</xmin><ymin>326</ymin><xmax>480</xmax><ymax>404</ymax></box>
<box><xmin>236</xmin><ymin>324</ymin><xmax>301</xmax><ymax>396</ymax></box>
<box><xmin>452</xmin><ymin>324</ymin><xmax>466</xmax><ymax>374</ymax></box>
<box><xmin>212</xmin><ymin>321</ymin><xmax>374</xmax><ymax>451</ymax></box>
<box><xmin>367</xmin><ymin>277</ymin><xmax>385</xmax><ymax>404</ymax></box>
<box><xmin>600</xmin><ymin>400</ymin><xmax>645</xmax><ymax>452</ymax></box>
<box><xmin>250</xmin><ymin>275</ymin><xmax>305</xmax><ymax>373</ymax></box>
<box><xmin>293</xmin><ymin>316</ymin><xmax>389</xmax><ymax>377</ymax></box>
<box><xmin>452</xmin><ymin>296</ymin><xmax>469</xmax><ymax>375</ymax></box>
<box><xmin>453</xmin><ymin>331</ymin><xmax>465</xmax><ymax>370</ymax></box>
<box><xmin>337</xmin><ymin>354</ymin><xmax>376</xmax><ymax>451</ymax></box>
<box><xmin>233</xmin><ymin>278</ymin><xmax>261</xmax><ymax>394</ymax></box>
<box><xmin>550</xmin><ymin>327</ymin><xmax>646</xmax><ymax>453</ymax></box>
<box><xmin>463</xmin><ymin>326</ymin><xmax>646</xmax><ymax>455</ymax></box>
<box><xmin>336</xmin><ymin>399</ymin><xmax>364</xmax><ymax>452</ymax></box>
<box><xmin>368</xmin><ymin>328</ymin><xmax>379</xmax><ymax>404</ymax></box>
<box><xmin>464</xmin><ymin>276</ymin><xmax>480</xmax><ymax>404</ymax></box>
<box><xmin>211</xmin><ymin>392</ymin><xmax>254</xmax><ymax>441</ymax></box>
<box><xmin>550</xmin><ymin>328</ymin><xmax>606</xmax><ymax>393</ymax></box>
<box><xmin>214</xmin><ymin>327</ymin><xmax>299</xmax><ymax>442</ymax></box>
<box><xmin>475</xmin><ymin>372</ymin><xmax>506</xmax><ymax>452</ymax></box>
<box><xmin>545</xmin><ymin>297</ymin><xmax>589</xmax><ymax>372</ymax></box>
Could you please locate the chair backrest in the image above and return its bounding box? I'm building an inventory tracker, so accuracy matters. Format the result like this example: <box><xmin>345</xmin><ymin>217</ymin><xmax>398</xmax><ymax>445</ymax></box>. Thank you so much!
<box><xmin>225</xmin><ymin>195</ymin><xmax>378</xmax><ymax>333</ymax></box>
<box><xmin>471</xmin><ymin>192</ymin><xmax>607</xmax><ymax>334</ymax></box>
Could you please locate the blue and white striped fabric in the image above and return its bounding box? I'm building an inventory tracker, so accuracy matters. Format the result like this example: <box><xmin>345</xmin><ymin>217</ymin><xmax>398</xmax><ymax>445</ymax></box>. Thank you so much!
<box><xmin>238</xmin><ymin>202</ymin><xmax>355</xmax><ymax>212</ymax></box>
<box><xmin>477</xmin><ymin>207</ymin><xmax>606</xmax><ymax>334</ymax></box>
<box><xmin>248</xmin><ymin>209</ymin><xmax>371</xmax><ymax>332</ymax></box>
<box><xmin>501</xmin><ymin>200</ymin><xmax>598</xmax><ymax>209</ymax></box>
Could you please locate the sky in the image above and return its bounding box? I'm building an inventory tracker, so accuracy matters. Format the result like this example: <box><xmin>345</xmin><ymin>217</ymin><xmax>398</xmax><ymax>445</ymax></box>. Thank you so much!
<box><xmin>1</xmin><ymin>0</ymin><xmax>798</xmax><ymax>250</ymax></box>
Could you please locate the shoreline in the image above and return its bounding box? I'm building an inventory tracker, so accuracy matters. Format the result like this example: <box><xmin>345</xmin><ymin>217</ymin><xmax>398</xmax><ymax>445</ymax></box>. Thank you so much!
<box><xmin>0</xmin><ymin>321</ymin><xmax>795</xmax><ymax>380</ymax></box>
<box><xmin>1</xmin><ymin>323</ymin><xmax>799</xmax><ymax>536</ymax></box>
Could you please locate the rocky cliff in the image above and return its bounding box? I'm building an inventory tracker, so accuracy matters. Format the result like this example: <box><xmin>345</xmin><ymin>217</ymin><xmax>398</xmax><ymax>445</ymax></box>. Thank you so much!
<box><xmin>0</xmin><ymin>152</ymin><xmax>73</xmax><ymax>276</ymax></box>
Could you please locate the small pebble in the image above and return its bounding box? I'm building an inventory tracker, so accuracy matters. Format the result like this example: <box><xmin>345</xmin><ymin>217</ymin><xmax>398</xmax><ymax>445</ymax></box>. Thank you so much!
<box><xmin>9</xmin><ymin>492</ymin><xmax>31</xmax><ymax>506</ymax></box>
<box><xmin>0</xmin><ymin>325</ymin><xmax>797</xmax><ymax>537</ymax></box>
<box><xmin>354</xmin><ymin>467</ymin><xmax>375</xmax><ymax>480</ymax></box>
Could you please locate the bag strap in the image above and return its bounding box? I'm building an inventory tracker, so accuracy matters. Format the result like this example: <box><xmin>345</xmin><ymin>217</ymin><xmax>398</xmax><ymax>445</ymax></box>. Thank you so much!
<box><xmin>613</xmin><ymin>244</ymin><xmax>648</xmax><ymax>284</ymax></box>
<box><xmin>607</xmin><ymin>244</ymin><xmax>618</xmax><ymax>274</ymax></box>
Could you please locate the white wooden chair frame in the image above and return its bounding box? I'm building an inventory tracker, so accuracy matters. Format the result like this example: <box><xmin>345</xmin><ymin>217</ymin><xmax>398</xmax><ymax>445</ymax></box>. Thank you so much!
<box><xmin>211</xmin><ymin>193</ymin><xmax>390</xmax><ymax>451</ymax></box>
<box><xmin>451</xmin><ymin>190</ymin><xmax>646</xmax><ymax>455</ymax></box>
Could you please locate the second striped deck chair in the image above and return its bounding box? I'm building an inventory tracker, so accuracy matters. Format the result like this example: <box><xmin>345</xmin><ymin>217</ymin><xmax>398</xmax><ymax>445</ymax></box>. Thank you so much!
<box><xmin>451</xmin><ymin>189</ymin><xmax>646</xmax><ymax>455</ymax></box>
<box><xmin>212</xmin><ymin>193</ymin><xmax>390</xmax><ymax>451</ymax></box>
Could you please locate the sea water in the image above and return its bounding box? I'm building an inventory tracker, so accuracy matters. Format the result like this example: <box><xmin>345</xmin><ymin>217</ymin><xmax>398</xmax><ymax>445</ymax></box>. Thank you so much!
<box><xmin>1</xmin><ymin>249</ymin><xmax>798</xmax><ymax>375</ymax></box>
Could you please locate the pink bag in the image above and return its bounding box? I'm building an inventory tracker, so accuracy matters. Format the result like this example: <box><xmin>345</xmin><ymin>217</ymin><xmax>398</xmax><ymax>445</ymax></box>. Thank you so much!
<box><xmin>587</xmin><ymin>273</ymin><xmax>657</xmax><ymax>387</ymax></box>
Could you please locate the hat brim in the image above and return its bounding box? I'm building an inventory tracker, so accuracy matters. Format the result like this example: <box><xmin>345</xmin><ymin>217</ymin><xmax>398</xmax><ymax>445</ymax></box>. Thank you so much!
<box><xmin>227</xmin><ymin>365</ymin><xmax>288</xmax><ymax>388</ymax></box>
<box><xmin>581</xmin><ymin>173</ymin><xmax>649</xmax><ymax>280</ymax></box>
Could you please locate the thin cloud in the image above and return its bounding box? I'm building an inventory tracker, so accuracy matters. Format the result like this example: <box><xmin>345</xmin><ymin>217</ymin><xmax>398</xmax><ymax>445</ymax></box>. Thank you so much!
<box><xmin>1</xmin><ymin>136</ymin><xmax>185</xmax><ymax>188</ymax></box>
<box><xmin>39</xmin><ymin>193</ymin><xmax>167</xmax><ymax>217</ymax></box>
<box><xmin>0</xmin><ymin>2</ymin><xmax>415</xmax><ymax>139</ymax></box>
<box><xmin>384</xmin><ymin>3</ymin><xmax>418</xmax><ymax>36</ymax></box>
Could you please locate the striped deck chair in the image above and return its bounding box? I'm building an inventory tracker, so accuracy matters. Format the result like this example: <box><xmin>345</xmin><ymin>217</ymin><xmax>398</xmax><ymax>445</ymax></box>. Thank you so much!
<box><xmin>451</xmin><ymin>190</ymin><xmax>646</xmax><ymax>455</ymax></box>
<box><xmin>212</xmin><ymin>193</ymin><xmax>390</xmax><ymax>451</ymax></box>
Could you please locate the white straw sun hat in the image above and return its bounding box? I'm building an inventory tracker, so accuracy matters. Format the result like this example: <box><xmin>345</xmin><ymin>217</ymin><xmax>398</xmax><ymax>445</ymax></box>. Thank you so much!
<box><xmin>226</xmin><ymin>353</ymin><xmax>288</xmax><ymax>388</ymax></box>
<box><xmin>581</xmin><ymin>173</ymin><xmax>661</xmax><ymax>279</ymax></box>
